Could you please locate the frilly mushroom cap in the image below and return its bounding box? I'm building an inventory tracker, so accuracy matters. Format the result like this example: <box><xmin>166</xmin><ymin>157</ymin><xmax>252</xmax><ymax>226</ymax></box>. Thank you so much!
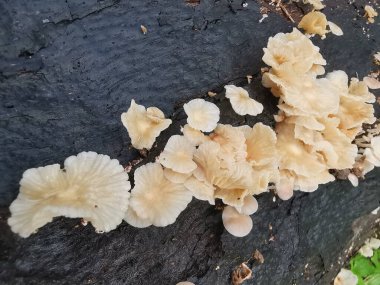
<box><xmin>121</xmin><ymin>99</ymin><xmax>172</xmax><ymax>150</ymax></box>
<box><xmin>215</xmin><ymin>188</ymin><xmax>249</xmax><ymax>209</ymax></box>
<box><xmin>222</xmin><ymin>206</ymin><xmax>253</xmax><ymax>237</ymax></box>
<box><xmin>245</xmin><ymin>123</ymin><xmax>278</xmax><ymax>167</ymax></box>
<box><xmin>224</xmin><ymin>85</ymin><xmax>263</xmax><ymax>116</ymax></box>
<box><xmin>159</xmin><ymin>135</ymin><xmax>197</xmax><ymax>174</ymax></box>
<box><xmin>298</xmin><ymin>11</ymin><xmax>328</xmax><ymax>36</ymax></box>
<box><xmin>8</xmin><ymin>152</ymin><xmax>131</xmax><ymax>238</ymax></box>
<box><xmin>348</xmin><ymin>78</ymin><xmax>376</xmax><ymax>103</ymax></box>
<box><xmin>334</xmin><ymin>269</ymin><xmax>358</xmax><ymax>285</ymax></box>
<box><xmin>209</xmin><ymin>124</ymin><xmax>247</xmax><ymax>165</ymax></box>
<box><xmin>176</xmin><ymin>282</ymin><xmax>195</xmax><ymax>285</ymax></box>
<box><xmin>262</xmin><ymin>28</ymin><xmax>326</xmax><ymax>74</ymax></box>
<box><xmin>128</xmin><ymin>163</ymin><xmax>192</xmax><ymax>227</ymax></box>
<box><xmin>183</xmin><ymin>99</ymin><xmax>220</xmax><ymax>132</ymax></box>
<box><xmin>294</xmin><ymin>170</ymin><xmax>335</xmax><ymax>192</ymax></box>
<box><xmin>276</xmin><ymin>122</ymin><xmax>327</xmax><ymax>177</ymax></box>
<box><xmin>181</xmin><ymin>124</ymin><xmax>210</xmax><ymax>146</ymax></box>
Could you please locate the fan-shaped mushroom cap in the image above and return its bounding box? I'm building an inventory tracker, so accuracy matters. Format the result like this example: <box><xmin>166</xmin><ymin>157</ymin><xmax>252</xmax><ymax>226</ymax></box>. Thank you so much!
<box><xmin>215</xmin><ymin>188</ymin><xmax>249</xmax><ymax>209</ymax></box>
<box><xmin>121</xmin><ymin>100</ymin><xmax>172</xmax><ymax>150</ymax></box>
<box><xmin>245</xmin><ymin>123</ymin><xmax>278</xmax><ymax>167</ymax></box>
<box><xmin>181</xmin><ymin>124</ymin><xmax>210</xmax><ymax>146</ymax></box>
<box><xmin>224</xmin><ymin>85</ymin><xmax>263</xmax><ymax>116</ymax></box>
<box><xmin>184</xmin><ymin>99</ymin><xmax>220</xmax><ymax>132</ymax></box>
<box><xmin>298</xmin><ymin>11</ymin><xmax>329</xmax><ymax>36</ymax></box>
<box><xmin>159</xmin><ymin>135</ymin><xmax>197</xmax><ymax>174</ymax></box>
<box><xmin>262</xmin><ymin>28</ymin><xmax>326</xmax><ymax>74</ymax></box>
<box><xmin>8</xmin><ymin>152</ymin><xmax>131</xmax><ymax>238</ymax></box>
<box><xmin>334</xmin><ymin>269</ymin><xmax>358</xmax><ymax>285</ymax></box>
<box><xmin>184</xmin><ymin>176</ymin><xmax>215</xmax><ymax>204</ymax></box>
<box><xmin>163</xmin><ymin>168</ymin><xmax>192</xmax><ymax>184</ymax></box>
<box><xmin>128</xmin><ymin>163</ymin><xmax>192</xmax><ymax>227</ymax></box>
<box><xmin>363</xmin><ymin>136</ymin><xmax>380</xmax><ymax>167</ymax></box>
<box><xmin>348</xmin><ymin>78</ymin><xmax>376</xmax><ymax>103</ymax></box>
<box><xmin>124</xmin><ymin>207</ymin><xmax>152</xmax><ymax>228</ymax></box>
<box><xmin>285</xmin><ymin>116</ymin><xmax>325</xmax><ymax>131</ymax></box>
<box><xmin>222</xmin><ymin>206</ymin><xmax>253</xmax><ymax>237</ymax></box>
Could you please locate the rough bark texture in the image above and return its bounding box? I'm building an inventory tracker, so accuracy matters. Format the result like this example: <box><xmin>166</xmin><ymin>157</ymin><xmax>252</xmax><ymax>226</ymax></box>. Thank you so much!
<box><xmin>0</xmin><ymin>0</ymin><xmax>379</xmax><ymax>284</ymax></box>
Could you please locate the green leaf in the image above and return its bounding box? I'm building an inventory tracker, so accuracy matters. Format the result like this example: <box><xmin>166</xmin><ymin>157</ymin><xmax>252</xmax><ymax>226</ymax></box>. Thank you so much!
<box><xmin>350</xmin><ymin>254</ymin><xmax>376</xmax><ymax>278</ymax></box>
<box><xmin>371</xmin><ymin>249</ymin><xmax>380</xmax><ymax>270</ymax></box>
<box><xmin>357</xmin><ymin>276</ymin><xmax>365</xmax><ymax>285</ymax></box>
<box><xmin>364</xmin><ymin>273</ymin><xmax>380</xmax><ymax>285</ymax></box>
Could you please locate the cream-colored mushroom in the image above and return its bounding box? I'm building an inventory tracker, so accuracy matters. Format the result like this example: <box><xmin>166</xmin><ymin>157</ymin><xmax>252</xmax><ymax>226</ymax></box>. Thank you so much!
<box><xmin>238</xmin><ymin>195</ymin><xmax>259</xmax><ymax>216</ymax></box>
<box><xmin>327</xmin><ymin>21</ymin><xmax>343</xmax><ymax>36</ymax></box>
<box><xmin>127</xmin><ymin>163</ymin><xmax>192</xmax><ymax>227</ymax></box>
<box><xmin>121</xmin><ymin>99</ymin><xmax>172</xmax><ymax>149</ymax></box>
<box><xmin>8</xmin><ymin>152</ymin><xmax>131</xmax><ymax>238</ymax></box>
<box><xmin>224</xmin><ymin>85</ymin><xmax>263</xmax><ymax>116</ymax></box>
<box><xmin>159</xmin><ymin>135</ymin><xmax>197</xmax><ymax>174</ymax></box>
<box><xmin>181</xmin><ymin>124</ymin><xmax>210</xmax><ymax>146</ymax></box>
<box><xmin>364</xmin><ymin>5</ymin><xmax>378</xmax><ymax>23</ymax></box>
<box><xmin>184</xmin><ymin>176</ymin><xmax>215</xmax><ymax>205</ymax></box>
<box><xmin>222</xmin><ymin>206</ymin><xmax>253</xmax><ymax>237</ymax></box>
<box><xmin>334</xmin><ymin>269</ymin><xmax>358</xmax><ymax>285</ymax></box>
<box><xmin>298</xmin><ymin>11</ymin><xmax>329</xmax><ymax>36</ymax></box>
<box><xmin>163</xmin><ymin>168</ymin><xmax>192</xmax><ymax>184</ymax></box>
<box><xmin>183</xmin><ymin>98</ymin><xmax>220</xmax><ymax>132</ymax></box>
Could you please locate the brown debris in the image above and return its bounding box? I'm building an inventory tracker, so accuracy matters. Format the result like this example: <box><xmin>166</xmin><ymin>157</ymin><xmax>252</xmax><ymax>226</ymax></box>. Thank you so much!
<box><xmin>231</xmin><ymin>263</ymin><xmax>252</xmax><ymax>285</ymax></box>
<box><xmin>208</xmin><ymin>91</ymin><xmax>217</xmax><ymax>97</ymax></box>
<box><xmin>253</xmin><ymin>249</ymin><xmax>265</xmax><ymax>264</ymax></box>
<box><xmin>185</xmin><ymin>0</ymin><xmax>200</xmax><ymax>7</ymax></box>
<box><xmin>140</xmin><ymin>25</ymin><xmax>148</xmax><ymax>35</ymax></box>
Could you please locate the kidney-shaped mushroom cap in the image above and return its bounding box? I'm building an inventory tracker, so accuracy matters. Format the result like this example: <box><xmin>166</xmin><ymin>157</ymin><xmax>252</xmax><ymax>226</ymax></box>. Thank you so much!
<box><xmin>298</xmin><ymin>11</ymin><xmax>328</xmax><ymax>36</ymax></box>
<box><xmin>121</xmin><ymin>99</ymin><xmax>172</xmax><ymax>150</ymax></box>
<box><xmin>184</xmin><ymin>99</ymin><xmax>220</xmax><ymax>132</ymax></box>
<box><xmin>8</xmin><ymin>152</ymin><xmax>131</xmax><ymax>238</ymax></box>
<box><xmin>128</xmin><ymin>163</ymin><xmax>192</xmax><ymax>227</ymax></box>
<box><xmin>224</xmin><ymin>85</ymin><xmax>263</xmax><ymax>116</ymax></box>
<box><xmin>239</xmin><ymin>195</ymin><xmax>259</xmax><ymax>216</ymax></box>
<box><xmin>159</xmin><ymin>135</ymin><xmax>197</xmax><ymax>174</ymax></box>
<box><xmin>222</xmin><ymin>206</ymin><xmax>253</xmax><ymax>237</ymax></box>
<box><xmin>334</xmin><ymin>269</ymin><xmax>358</xmax><ymax>285</ymax></box>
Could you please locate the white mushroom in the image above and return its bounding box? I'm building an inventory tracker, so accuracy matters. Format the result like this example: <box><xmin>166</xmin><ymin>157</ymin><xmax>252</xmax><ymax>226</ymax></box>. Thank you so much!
<box><xmin>222</xmin><ymin>206</ymin><xmax>253</xmax><ymax>237</ymax></box>
<box><xmin>183</xmin><ymin>99</ymin><xmax>220</xmax><ymax>132</ymax></box>
<box><xmin>224</xmin><ymin>85</ymin><xmax>263</xmax><ymax>116</ymax></box>
<box><xmin>8</xmin><ymin>152</ymin><xmax>131</xmax><ymax>238</ymax></box>
<box><xmin>334</xmin><ymin>269</ymin><xmax>358</xmax><ymax>285</ymax></box>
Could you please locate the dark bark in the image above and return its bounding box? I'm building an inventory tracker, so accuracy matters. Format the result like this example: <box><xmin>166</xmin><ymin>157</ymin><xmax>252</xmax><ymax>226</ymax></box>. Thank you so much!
<box><xmin>0</xmin><ymin>0</ymin><xmax>379</xmax><ymax>284</ymax></box>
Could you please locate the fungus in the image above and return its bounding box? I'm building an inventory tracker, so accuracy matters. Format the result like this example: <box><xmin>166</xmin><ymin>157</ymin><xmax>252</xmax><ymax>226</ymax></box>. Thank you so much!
<box><xmin>184</xmin><ymin>176</ymin><xmax>215</xmax><ymax>204</ymax></box>
<box><xmin>363</xmin><ymin>136</ymin><xmax>380</xmax><ymax>167</ymax></box>
<box><xmin>298</xmin><ymin>11</ymin><xmax>329</xmax><ymax>37</ymax></box>
<box><xmin>238</xmin><ymin>195</ymin><xmax>258</xmax><ymax>215</ymax></box>
<box><xmin>327</xmin><ymin>21</ymin><xmax>343</xmax><ymax>36</ymax></box>
<box><xmin>181</xmin><ymin>124</ymin><xmax>210</xmax><ymax>146</ymax></box>
<box><xmin>305</xmin><ymin>0</ymin><xmax>325</xmax><ymax>10</ymax></box>
<box><xmin>176</xmin><ymin>282</ymin><xmax>195</xmax><ymax>285</ymax></box>
<box><xmin>262</xmin><ymin>28</ymin><xmax>326</xmax><ymax>74</ymax></box>
<box><xmin>124</xmin><ymin>207</ymin><xmax>152</xmax><ymax>228</ymax></box>
<box><xmin>163</xmin><ymin>168</ymin><xmax>192</xmax><ymax>184</ymax></box>
<box><xmin>121</xmin><ymin>99</ymin><xmax>172</xmax><ymax>150</ymax></box>
<box><xmin>364</xmin><ymin>5</ymin><xmax>378</xmax><ymax>23</ymax></box>
<box><xmin>159</xmin><ymin>135</ymin><xmax>197</xmax><ymax>174</ymax></box>
<box><xmin>224</xmin><ymin>85</ymin><xmax>263</xmax><ymax>116</ymax></box>
<box><xmin>276</xmin><ymin>170</ymin><xmax>295</xmax><ymax>200</ymax></box>
<box><xmin>222</xmin><ymin>206</ymin><xmax>253</xmax><ymax>237</ymax></box>
<box><xmin>127</xmin><ymin>163</ymin><xmax>192</xmax><ymax>227</ymax></box>
<box><xmin>8</xmin><ymin>152</ymin><xmax>131</xmax><ymax>238</ymax></box>
<box><xmin>245</xmin><ymin>123</ymin><xmax>278</xmax><ymax>167</ymax></box>
<box><xmin>183</xmin><ymin>98</ymin><xmax>220</xmax><ymax>132</ymax></box>
<box><xmin>363</xmin><ymin>76</ymin><xmax>380</xmax><ymax>90</ymax></box>
<box><xmin>334</xmin><ymin>269</ymin><xmax>358</xmax><ymax>285</ymax></box>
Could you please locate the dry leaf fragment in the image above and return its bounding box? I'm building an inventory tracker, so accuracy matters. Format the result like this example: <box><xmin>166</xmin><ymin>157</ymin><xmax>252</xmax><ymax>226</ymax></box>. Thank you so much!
<box><xmin>208</xmin><ymin>91</ymin><xmax>217</xmax><ymax>97</ymax></box>
<box><xmin>231</xmin><ymin>263</ymin><xmax>252</xmax><ymax>285</ymax></box>
<box><xmin>140</xmin><ymin>25</ymin><xmax>148</xmax><ymax>34</ymax></box>
<box><xmin>253</xmin><ymin>249</ymin><xmax>265</xmax><ymax>264</ymax></box>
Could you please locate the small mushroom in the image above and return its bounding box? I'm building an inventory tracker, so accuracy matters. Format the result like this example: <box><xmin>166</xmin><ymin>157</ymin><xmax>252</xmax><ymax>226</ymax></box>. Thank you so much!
<box><xmin>334</xmin><ymin>269</ymin><xmax>358</xmax><ymax>285</ymax></box>
<box><xmin>121</xmin><ymin>99</ymin><xmax>172</xmax><ymax>150</ymax></box>
<box><xmin>159</xmin><ymin>135</ymin><xmax>197</xmax><ymax>174</ymax></box>
<box><xmin>327</xmin><ymin>21</ymin><xmax>343</xmax><ymax>36</ymax></box>
<box><xmin>183</xmin><ymin>98</ymin><xmax>220</xmax><ymax>132</ymax></box>
<box><xmin>127</xmin><ymin>163</ymin><xmax>192</xmax><ymax>227</ymax></box>
<box><xmin>222</xmin><ymin>206</ymin><xmax>253</xmax><ymax>237</ymax></box>
<box><xmin>298</xmin><ymin>11</ymin><xmax>329</xmax><ymax>37</ymax></box>
<box><xmin>224</xmin><ymin>85</ymin><xmax>263</xmax><ymax>116</ymax></box>
<box><xmin>181</xmin><ymin>124</ymin><xmax>210</xmax><ymax>146</ymax></box>
<box><xmin>238</xmin><ymin>195</ymin><xmax>258</xmax><ymax>215</ymax></box>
